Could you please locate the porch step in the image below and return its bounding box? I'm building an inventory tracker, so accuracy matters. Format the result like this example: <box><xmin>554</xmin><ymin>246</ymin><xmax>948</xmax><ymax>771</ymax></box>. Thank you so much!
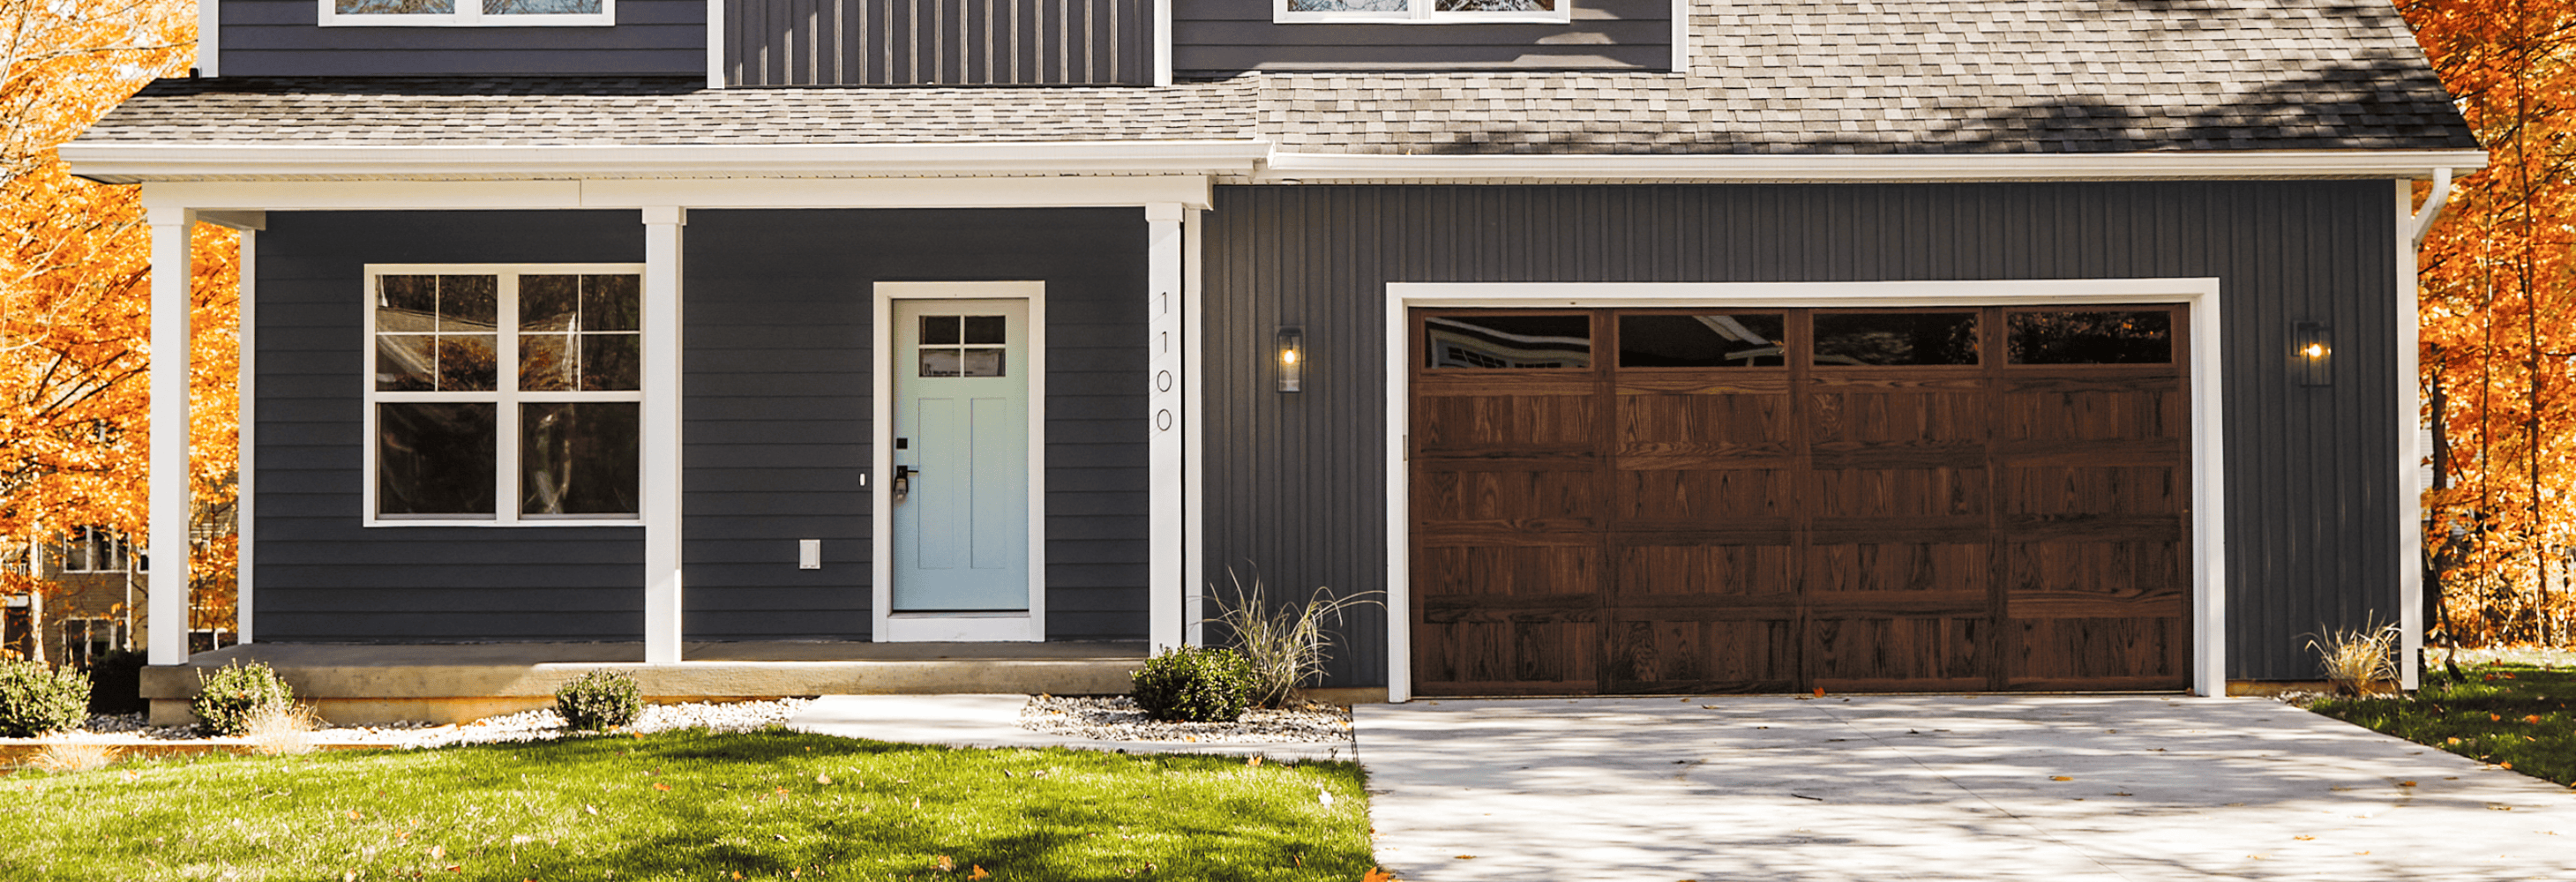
<box><xmin>139</xmin><ymin>641</ymin><xmax>1147</xmax><ymax>726</ymax></box>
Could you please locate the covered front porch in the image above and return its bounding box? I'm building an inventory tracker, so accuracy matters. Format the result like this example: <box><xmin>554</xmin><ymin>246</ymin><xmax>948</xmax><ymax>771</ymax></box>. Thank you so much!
<box><xmin>139</xmin><ymin>639</ymin><xmax>1149</xmax><ymax>725</ymax></box>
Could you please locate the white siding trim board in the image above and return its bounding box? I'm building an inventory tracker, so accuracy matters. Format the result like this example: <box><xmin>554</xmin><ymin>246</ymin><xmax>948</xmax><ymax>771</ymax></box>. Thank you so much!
<box><xmin>1382</xmin><ymin>279</ymin><xmax>2232</xmax><ymax>701</ymax></box>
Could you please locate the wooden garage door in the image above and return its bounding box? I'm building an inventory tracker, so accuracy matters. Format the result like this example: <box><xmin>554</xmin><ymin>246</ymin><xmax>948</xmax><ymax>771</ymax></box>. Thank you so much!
<box><xmin>1411</xmin><ymin>306</ymin><xmax>2189</xmax><ymax>695</ymax></box>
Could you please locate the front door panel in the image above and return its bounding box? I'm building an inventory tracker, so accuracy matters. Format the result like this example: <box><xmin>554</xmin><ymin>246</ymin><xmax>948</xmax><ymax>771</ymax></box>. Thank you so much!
<box><xmin>891</xmin><ymin>298</ymin><xmax>1030</xmax><ymax>611</ymax></box>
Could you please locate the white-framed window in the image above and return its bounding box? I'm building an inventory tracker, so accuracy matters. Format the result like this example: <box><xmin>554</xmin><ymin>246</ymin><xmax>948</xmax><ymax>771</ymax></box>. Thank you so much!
<box><xmin>1275</xmin><ymin>0</ymin><xmax>1567</xmax><ymax>24</ymax></box>
<box><xmin>319</xmin><ymin>0</ymin><xmax>614</xmax><ymax>27</ymax></box>
<box><xmin>57</xmin><ymin>527</ymin><xmax>131</xmax><ymax>573</ymax></box>
<box><xmin>364</xmin><ymin>265</ymin><xmax>645</xmax><ymax>527</ymax></box>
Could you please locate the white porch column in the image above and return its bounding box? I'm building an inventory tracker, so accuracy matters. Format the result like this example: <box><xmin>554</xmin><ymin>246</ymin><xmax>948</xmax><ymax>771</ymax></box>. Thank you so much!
<box><xmin>642</xmin><ymin>207</ymin><xmax>687</xmax><ymax>664</ymax></box>
<box><xmin>1146</xmin><ymin>203</ymin><xmax>1186</xmax><ymax>653</ymax></box>
<box><xmin>146</xmin><ymin>206</ymin><xmax>196</xmax><ymax>666</ymax></box>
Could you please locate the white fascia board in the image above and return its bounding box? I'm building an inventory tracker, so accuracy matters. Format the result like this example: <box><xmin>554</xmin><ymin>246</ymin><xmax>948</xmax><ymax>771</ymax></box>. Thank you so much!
<box><xmin>70</xmin><ymin>141</ymin><xmax>1270</xmax><ymax>184</ymax></box>
<box><xmin>1263</xmin><ymin>149</ymin><xmax>2494</xmax><ymax>182</ymax></box>
<box><xmin>582</xmin><ymin>176</ymin><xmax>1215</xmax><ymax>210</ymax></box>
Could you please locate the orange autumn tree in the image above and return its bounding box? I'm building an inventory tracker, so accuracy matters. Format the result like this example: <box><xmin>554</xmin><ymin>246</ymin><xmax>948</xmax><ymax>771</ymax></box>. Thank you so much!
<box><xmin>2401</xmin><ymin>0</ymin><xmax>2576</xmax><ymax>649</ymax></box>
<box><xmin>0</xmin><ymin>0</ymin><xmax>238</xmax><ymax>662</ymax></box>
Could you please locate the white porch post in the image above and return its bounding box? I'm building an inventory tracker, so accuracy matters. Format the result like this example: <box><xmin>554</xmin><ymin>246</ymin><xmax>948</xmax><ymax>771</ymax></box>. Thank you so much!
<box><xmin>146</xmin><ymin>206</ymin><xmax>196</xmax><ymax>666</ymax></box>
<box><xmin>642</xmin><ymin>206</ymin><xmax>686</xmax><ymax>664</ymax></box>
<box><xmin>1146</xmin><ymin>203</ymin><xmax>1186</xmax><ymax>653</ymax></box>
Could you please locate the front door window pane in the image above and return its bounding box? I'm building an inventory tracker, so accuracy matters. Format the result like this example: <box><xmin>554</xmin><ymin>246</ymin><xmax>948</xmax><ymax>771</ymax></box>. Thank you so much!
<box><xmin>1618</xmin><ymin>314</ymin><xmax>1786</xmax><ymax>367</ymax></box>
<box><xmin>378</xmin><ymin>402</ymin><xmax>498</xmax><ymax>517</ymax></box>
<box><xmin>521</xmin><ymin>402</ymin><xmax>640</xmax><ymax>516</ymax></box>
<box><xmin>1425</xmin><ymin>314</ymin><xmax>1591</xmax><ymax>369</ymax></box>
<box><xmin>1813</xmin><ymin>312</ymin><xmax>1980</xmax><ymax>366</ymax></box>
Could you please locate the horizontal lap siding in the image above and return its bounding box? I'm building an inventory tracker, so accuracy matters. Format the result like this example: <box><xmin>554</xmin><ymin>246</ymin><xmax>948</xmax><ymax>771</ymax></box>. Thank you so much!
<box><xmin>1172</xmin><ymin>0</ymin><xmax>1669</xmax><ymax>75</ymax></box>
<box><xmin>1201</xmin><ymin>183</ymin><xmax>2396</xmax><ymax>685</ymax></box>
<box><xmin>682</xmin><ymin>209</ymin><xmax>1148</xmax><ymax>641</ymax></box>
<box><xmin>254</xmin><ymin>211</ymin><xmax>648</xmax><ymax>643</ymax></box>
<box><xmin>220</xmin><ymin>0</ymin><xmax>703</xmax><ymax>76</ymax></box>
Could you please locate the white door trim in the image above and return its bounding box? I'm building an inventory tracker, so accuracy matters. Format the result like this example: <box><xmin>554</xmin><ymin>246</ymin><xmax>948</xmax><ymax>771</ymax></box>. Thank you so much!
<box><xmin>872</xmin><ymin>281</ymin><xmax>1049</xmax><ymax>642</ymax></box>
<box><xmin>1382</xmin><ymin>279</ymin><xmax>2230</xmax><ymax>701</ymax></box>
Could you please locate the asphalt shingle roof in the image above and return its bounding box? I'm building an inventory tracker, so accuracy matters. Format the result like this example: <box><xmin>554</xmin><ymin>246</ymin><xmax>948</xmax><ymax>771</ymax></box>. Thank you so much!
<box><xmin>75</xmin><ymin>0</ymin><xmax>2477</xmax><ymax>155</ymax></box>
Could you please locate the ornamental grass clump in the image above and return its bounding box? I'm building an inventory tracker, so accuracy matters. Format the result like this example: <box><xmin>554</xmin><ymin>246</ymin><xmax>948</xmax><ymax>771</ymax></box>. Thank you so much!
<box><xmin>191</xmin><ymin>661</ymin><xmax>294</xmax><ymax>736</ymax></box>
<box><xmin>2306</xmin><ymin>618</ymin><xmax>2403</xmax><ymax>697</ymax></box>
<box><xmin>0</xmin><ymin>659</ymin><xmax>91</xmax><ymax>737</ymax></box>
<box><xmin>1130</xmin><ymin>647</ymin><xmax>1254</xmax><ymax>722</ymax></box>
<box><xmin>1208</xmin><ymin>569</ymin><xmax>1383</xmax><ymax>709</ymax></box>
<box><xmin>555</xmin><ymin>669</ymin><xmax>644</xmax><ymax>731</ymax></box>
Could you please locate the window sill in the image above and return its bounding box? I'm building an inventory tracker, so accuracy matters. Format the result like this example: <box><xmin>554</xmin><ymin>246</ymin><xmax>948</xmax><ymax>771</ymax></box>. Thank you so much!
<box><xmin>318</xmin><ymin>12</ymin><xmax>615</xmax><ymax>26</ymax></box>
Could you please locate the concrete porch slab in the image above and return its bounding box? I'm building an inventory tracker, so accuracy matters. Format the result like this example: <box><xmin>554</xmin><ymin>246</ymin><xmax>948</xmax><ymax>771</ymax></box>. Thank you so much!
<box><xmin>139</xmin><ymin>641</ymin><xmax>1146</xmax><ymax>726</ymax></box>
<box><xmin>789</xmin><ymin>694</ymin><xmax>1356</xmax><ymax>762</ymax></box>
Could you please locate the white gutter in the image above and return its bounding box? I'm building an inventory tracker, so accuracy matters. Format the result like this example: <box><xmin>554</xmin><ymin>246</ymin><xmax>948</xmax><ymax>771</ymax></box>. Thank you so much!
<box><xmin>2411</xmin><ymin>166</ymin><xmax>2456</xmax><ymax>248</ymax></box>
<box><xmin>64</xmin><ymin>141</ymin><xmax>1276</xmax><ymax>183</ymax></box>
<box><xmin>1262</xmin><ymin>149</ymin><xmax>2496</xmax><ymax>183</ymax></box>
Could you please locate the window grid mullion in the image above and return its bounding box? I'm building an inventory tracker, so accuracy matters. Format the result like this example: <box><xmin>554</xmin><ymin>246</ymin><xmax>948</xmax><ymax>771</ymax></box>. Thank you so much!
<box><xmin>496</xmin><ymin>272</ymin><xmax>521</xmax><ymax>525</ymax></box>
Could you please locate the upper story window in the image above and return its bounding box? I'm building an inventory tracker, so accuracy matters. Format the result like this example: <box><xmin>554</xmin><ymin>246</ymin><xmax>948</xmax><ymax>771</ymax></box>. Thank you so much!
<box><xmin>320</xmin><ymin>0</ymin><xmax>614</xmax><ymax>27</ymax></box>
<box><xmin>57</xmin><ymin>527</ymin><xmax>131</xmax><ymax>573</ymax></box>
<box><xmin>1277</xmin><ymin>0</ymin><xmax>1566</xmax><ymax>23</ymax></box>
<box><xmin>366</xmin><ymin>265</ymin><xmax>645</xmax><ymax>527</ymax></box>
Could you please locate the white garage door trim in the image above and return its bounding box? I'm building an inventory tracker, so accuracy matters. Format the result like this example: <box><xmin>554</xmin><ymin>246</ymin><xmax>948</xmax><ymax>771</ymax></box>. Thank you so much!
<box><xmin>1382</xmin><ymin>279</ymin><xmax>2229</xmax><ymax>701</ymax></box>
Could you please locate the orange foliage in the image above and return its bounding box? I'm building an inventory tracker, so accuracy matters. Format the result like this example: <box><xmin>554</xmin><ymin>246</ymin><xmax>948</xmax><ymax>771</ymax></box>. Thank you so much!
<box><xmin>2401</xmin><ymin>0</ymin><xmax>2576</xmax><ymax>647</ymax></box>
<box><xmin>1</xmin><ymin>0</ymin><xmax>237</xmax><ymax>638</ymax></box>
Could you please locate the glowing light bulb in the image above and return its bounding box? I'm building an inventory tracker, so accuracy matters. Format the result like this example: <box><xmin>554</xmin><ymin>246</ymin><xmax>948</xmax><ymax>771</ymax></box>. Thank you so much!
<box><xmin>1281</xmin><ymin>349</ymin><xmax>1299</xmax><ymax>365</ymax></box>
<box><xmin>2302</xmin><ymin>343</ymin><xmax>2327</xmax><ymax>359</ymax></box>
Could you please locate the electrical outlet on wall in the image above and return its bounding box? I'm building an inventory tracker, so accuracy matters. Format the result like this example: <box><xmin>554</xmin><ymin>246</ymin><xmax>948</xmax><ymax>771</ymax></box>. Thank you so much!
<box><xmin>798</xmin><ymin>540</ymin><xmax>821</xmax><ymax>570</ymax></box>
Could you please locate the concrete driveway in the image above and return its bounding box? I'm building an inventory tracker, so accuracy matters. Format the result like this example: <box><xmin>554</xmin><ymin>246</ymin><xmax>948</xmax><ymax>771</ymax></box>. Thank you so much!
<box><xmin>1355</xmin><ymin>695</ymin><xmax>2576</xmax><ymax>881</ymax></box>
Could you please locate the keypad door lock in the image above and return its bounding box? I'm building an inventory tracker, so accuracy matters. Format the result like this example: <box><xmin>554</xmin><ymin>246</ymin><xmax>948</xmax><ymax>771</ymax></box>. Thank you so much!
<box><xmin>893</xmin><ymin>465</ymin><xmax>919</xmax><ymax>502</ymax></box>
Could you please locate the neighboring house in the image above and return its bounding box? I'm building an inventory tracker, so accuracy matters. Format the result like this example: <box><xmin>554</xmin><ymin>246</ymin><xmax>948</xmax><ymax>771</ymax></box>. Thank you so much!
<box><xmin>4</xmin><ymin>527</ymin><xmax>139</xmax><ymax>668</ymax></box>
<box><xmin>65</xmin><ymin>0</ymin><xmax>2484</xmax><ymax>699</ymax></box>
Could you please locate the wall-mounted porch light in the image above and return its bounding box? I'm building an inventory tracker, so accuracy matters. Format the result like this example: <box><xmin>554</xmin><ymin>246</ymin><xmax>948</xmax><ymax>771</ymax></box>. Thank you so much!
<box><xmin>2295</xmin><ymin>322</ymin><xmax>2332</xmax><ymax>386</ymax></box>
<box><xmin>1277</xmin><ymin>325</ymin><xmax>1306</xmax><ymax>392</ymax></box>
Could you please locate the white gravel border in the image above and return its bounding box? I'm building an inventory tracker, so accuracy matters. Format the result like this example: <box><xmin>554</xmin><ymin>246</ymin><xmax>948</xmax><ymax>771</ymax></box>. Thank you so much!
<box><xmin>10</xmin><ymin>699</ymin><xmax>815</xmax><ymax>750</ymax></box>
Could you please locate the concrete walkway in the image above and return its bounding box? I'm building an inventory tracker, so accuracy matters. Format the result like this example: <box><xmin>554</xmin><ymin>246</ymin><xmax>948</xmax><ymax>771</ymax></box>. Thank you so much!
<box><xmin>1357</xmin><ymin>695</ymin><xmax>2576</xmax><ymax>881</ymax></box>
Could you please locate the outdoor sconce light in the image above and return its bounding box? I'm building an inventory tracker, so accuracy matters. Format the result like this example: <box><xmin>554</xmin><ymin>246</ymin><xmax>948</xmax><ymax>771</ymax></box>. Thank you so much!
<box><xmin>1277</xmin><ymin>326</ymin><xmax>1306</xmax><ymax>392</ymax></box>
<box><xmin>2295</xmin><ymin>322</ymin><xmax>2332</xmax><ymax>386</ymax></box>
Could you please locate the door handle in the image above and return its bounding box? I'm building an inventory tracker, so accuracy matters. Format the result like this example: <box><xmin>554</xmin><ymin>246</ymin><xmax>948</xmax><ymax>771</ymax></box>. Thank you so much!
<box><xmin>894</xmin><ymin>465</ymin><xmax>921</xmax><ymax>502</ymax></box>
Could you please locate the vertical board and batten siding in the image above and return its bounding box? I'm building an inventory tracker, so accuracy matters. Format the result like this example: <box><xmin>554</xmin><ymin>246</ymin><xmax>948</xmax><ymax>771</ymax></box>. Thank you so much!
<box><xmin>1200</xmin><ymin>183</ymin><xmax>2400</xmax><ymax>685</ymax></box>
<box><xmin>253</xmin><ymin>212</ymin><xmax>647</xmax><ymax>642</ymax></box>
<box><xmin>681</xmin><ymin>209</ymin><xmax>1149</xmax><ymax>640</ymax></box>
<box><xmin>218</xmin><ymin>0</ymin><xmax>705</xmax><ymax>76</ymax></box>
<box><xmin>1172</xmin><ymin>0</ymin><xmax>1671</xmax><ymax>75</ymax></box>
<box><xmin>726</xmin><ymin>0</ymin><xmax>1147</xmax><ymax>85</ymax></box>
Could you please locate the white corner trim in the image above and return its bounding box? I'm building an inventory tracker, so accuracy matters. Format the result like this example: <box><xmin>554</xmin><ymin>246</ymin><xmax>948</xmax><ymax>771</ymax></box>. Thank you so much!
<box><xmin>1382</xmin><ymin>279</ymin><xmax>2231</xmax><ymax>700</ymax></box>
<box><xmin>641</xmin><ymin>209</ymin><xmax>685</xmax><ymax>664</ymax></box>
<box><xmin>872</xmin><ymin>281</ymin><xmax>1050</xmax><ymax>644</ymax></box>
<box><xmin>705</xmin><ymin>0</ymin><xmax>726</xmax><ymax>89</ymax></box>
<box><xmin>1264</xmin><ymin>150</ymin><xmax>2496</xmax><ymax>183</ymax></box>
<box><xmin>235</xmin><ymin>228</ymin><xmax>255</xmax><ymax>644</ymax></box>
<box><xmin>74</xmin><ymin>143</ymin><xmax>1269</xmax><ymax>185</ymax></box>
<box><xmin>197</xmin><ymin>0</ymin><xmax>219</xmax><ymax>77</ymax></box>
<box><xmin>1154</xmin><ymin>0</ymin><xmax>1173</xmax><ymax>87</ymax></box>
<box><xmin>1181</xmin><ymin>208</ymin><xmax>1206</xmax><ymax>647</ymax></box>
<box><xmin>1669</xmin><ymin>0</ymin><xmax>1688</xmax><ymax>74</ymax></box>
<box><xmin>2396</xmin><ymin>180</ymin><xmax>2425</xmax><ymax>691</ymax></box>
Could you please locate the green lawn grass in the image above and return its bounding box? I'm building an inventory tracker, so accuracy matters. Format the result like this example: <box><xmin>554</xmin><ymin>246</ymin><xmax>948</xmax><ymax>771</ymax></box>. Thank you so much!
<box><xmin>2305</xmin><ymin>661</ymin><xmax>2576</xmax><ymax>788</ymax></box>
<box><xmin>0</xmin><ymin>728</ymin><xmax>1374</xmax><ymax>881</ymax></box>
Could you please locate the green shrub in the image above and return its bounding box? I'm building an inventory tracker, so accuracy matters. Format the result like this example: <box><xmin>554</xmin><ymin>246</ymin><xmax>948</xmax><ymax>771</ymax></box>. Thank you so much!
<box><xmin>555</xmin><ymin>669</ymin><xmax>643</xmax><ymax>731</ymax></box>
<box><xmin>191</xmin><ymin>661</ymin><xmax>294</xmax><ymax>736</ymax></box>
<box><xmin>0</xmin><ymin>660</ymin><xmax>92</xmax><ymax>737</ymax></box>
<box><xmin>1130</xmin><ymin>647</ymin><xmax>1254</xmax><ymax>723</ymax></box>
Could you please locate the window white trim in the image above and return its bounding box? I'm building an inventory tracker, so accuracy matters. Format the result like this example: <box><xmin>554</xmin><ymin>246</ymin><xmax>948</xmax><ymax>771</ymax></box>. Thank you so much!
<box><xmin>1273</xmin><ymin>0</ymin><xmax>1569</xmax><ymax>24</ymax></box>
<box><xmin>360</xmin><ymin>263</ymin><xmax>648</xmax><ymax>527</ymax></box>
<box><xmin>318</xmin><ymin>0</ymin><xmax>614</xmax><ymax>27</ymax></box>
<box><xmin>1381</xmin><ymin>279</ymin><xmax>2229</xmax><ymax>701</ymax></box>
<box><xmin>872</xmin><ymin>281</ymin><xmax>1050</xmax><ymax>643</ymax></box>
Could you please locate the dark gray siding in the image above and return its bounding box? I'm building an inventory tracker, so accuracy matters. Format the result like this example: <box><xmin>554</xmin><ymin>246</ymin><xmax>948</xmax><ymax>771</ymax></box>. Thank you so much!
<box><xmin>683</xmin><ymin>209</ymin><xmax>1149</xmax><ymax>641</ymax></box>
<box><xmin>726</xmin><ymin>0</ymin><xmax>1148</xmax><ymax>86</ymax></box>
<box><xmin>1202</xmin><ymin>183</ymin><xmax>2400</xmax><ymax>685</ymax></box>
<box><xmin>220</xmin><ymin>0</ymin><xmax>703</xmax><ymax>77</ymax></box>
<box><xmin>254</xmin><ymin>211</ymin><xmax>647</xmax><ymax>642</ymax></box>
<box><xmin>1172</xmin><ymin>0</ymin><xmax>1670</xmax><ymax>76</ymax></box>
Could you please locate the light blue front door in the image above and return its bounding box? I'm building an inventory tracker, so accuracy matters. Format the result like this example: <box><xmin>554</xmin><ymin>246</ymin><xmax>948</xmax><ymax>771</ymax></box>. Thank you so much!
<box><xmin>890</xmin><ymin>298</ymin><xmax>1031</xmax><ymax>611</ymax></box>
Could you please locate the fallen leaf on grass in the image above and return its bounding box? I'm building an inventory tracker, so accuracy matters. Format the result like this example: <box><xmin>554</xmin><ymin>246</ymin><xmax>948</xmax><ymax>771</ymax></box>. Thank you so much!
<box><xmin>1362</xmin><ymin>869</ymin><xmax>1397</xmax><ymax>882</ymax></box>
<box><xmin>969</xmin><ymin>866</ymin><xmax>990</xmax><ymax>879</ymax></box>
<box><xmin>1247</xmin><ymin>756</ymin><xmax>1263</xmax><ymax>767</ymax></box>
<box><xmin>2492</xmin><ymin>714</ymin><xmax>2504</xmax><ymax>721</ymax></box>
<box><xmin>935</xmin><ymin>855</ymin><xmax>955</xmax><ymax>872</ymax></box>
<box><xmin>817</xmin><ymin>773</ymin><xmax>833</xmax><ymax>784</ymax></box>
<box><xmin>653</xmin><ymin>782</ymin><xmax>671</xmax><ymax>792</ymax></box>
<box><xmin>2527</xmin><ymin>714</ymin><xmax>2546</xmax><ymax>724</ymax></box>
<box><xmin>2502</xmin><ymin>762</ymin><xmax>2516</xmax><ymax>770</ymax></box>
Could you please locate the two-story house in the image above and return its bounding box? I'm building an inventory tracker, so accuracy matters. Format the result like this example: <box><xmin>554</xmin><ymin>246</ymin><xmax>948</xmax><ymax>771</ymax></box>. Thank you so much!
<box><xmin>68</xmin><ymin>0</ymin><xmax>2485</xmax><ymax>710</ymax></box>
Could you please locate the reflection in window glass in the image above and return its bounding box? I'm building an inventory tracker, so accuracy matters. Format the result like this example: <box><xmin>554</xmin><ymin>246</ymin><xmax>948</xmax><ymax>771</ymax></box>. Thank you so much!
<box><xmin>1618</xmin><ymin>314</ymin><xmax>1786</xmax><ymax>367</ymax></box>
<box><xmin>520</xmin><ymin>275</ymin><xmax>640</xmax><ymax>392</ymax></box>
<box><xmin>2008</xmin><ymin>311</ymin><xmax>2174</xmax><ymax>364</ymax></box>
<box><xmin>1285</xmin><ymin>0</ymin><xmax>1406</xmax><ymax>9</ymax></box>
<box><xmin>488</xmin><ymin>0</ymin><xmax>603</xmax><ymax>12</ymax></box>
<box><xmin>1426</xmin><ymin>315</ymin><xmax>1591</xmax><ymax>369</ymax></box>
<box><xmin>1434</xmin><ymin>0</ymin><xmax>1552</xmax><ymax>9</ymax></box>
<box><xmin>337</xmin><ymin>0</ymin><xmax>454</xmax><ymax>12</ymax></box>
<box><xmin>521</xmin><ymin>402</ymin><xmax>640</xmax><ymax>516</ymax></box>
<box><xmin>378</xmin><ymin>403</ymin><xmax>498</xmax><ymax>517</ymax></box>
<box><xmin>1813</xmin><ymin>312</ymin><xmax>1979</xmax><ymax>366</ymax></box>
